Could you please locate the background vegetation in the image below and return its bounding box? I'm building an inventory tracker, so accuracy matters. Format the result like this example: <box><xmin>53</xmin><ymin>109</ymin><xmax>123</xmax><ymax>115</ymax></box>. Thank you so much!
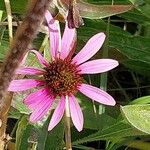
<box><xmin>0</xmin><ymin>0</ymin><xmax>150</xmax><ymax>149</ymax></box>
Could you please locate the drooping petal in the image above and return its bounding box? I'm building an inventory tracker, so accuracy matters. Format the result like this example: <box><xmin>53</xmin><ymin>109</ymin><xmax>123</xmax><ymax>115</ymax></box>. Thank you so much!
<box><xmin>30</xmin><ymin>50</ymin><xmax>49</xmax><ymax>66</ymax></box>
<box><xmin>78</xmin><ymin>59</ymin><xmax>119</xmax><ymax>74</ymax></box>
<box><xmin>45</xmin><ymin>10</ymin><xmax>61</xmax><ymax>59</ymax></box>
<box><xmin>20</xmin><ymin>52</ymin><xmax>28</xmax><ymax>66</ymax></box>
<box><xmin>29</xmin><ymin>95</ymin><xmax>54</xmax><ymax>122</ymax></box>
<box><xmin>60</xmin><ymin>23</ymin><xmax>76</xmax><ymax>59</ymax></box>
<box><xmin>72</xmin><ymin>33</ymin><xmax>106</xmax><ymax>65</ymax></box>
<box><xmin>79</xmin><ymin>83</ymin><xmax>116</xmax><ymax>106</ymax></box>
<box><xmin>48</xmin><ymin>96</ymin><xmax>65</xmax><ymax>131</ymax></box>
<box><xmin>24</xmin><ymin>88</ymin><xmax>52</xmax><ymax>110</ymax></box>
<box><xmin>16</xmin><ymin>67</ymin><xmax>45</xmax><ymax>75</ymax></box>
<box><xmin>8</xmin><ymin>79</ymin><xmax>44</xmax><ymax>92</ymax></box>
<box><xmin>69</xmin><ymin>95</ymin><xmax>83</xmax><ymax>132</ymax></box>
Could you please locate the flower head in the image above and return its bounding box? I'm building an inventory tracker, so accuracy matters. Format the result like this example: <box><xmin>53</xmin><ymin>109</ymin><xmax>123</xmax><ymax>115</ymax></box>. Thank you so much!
<box><xmin>8</xmin><ymin>10</ymin><xmax>119</xmax><ymax>131</ymax></box>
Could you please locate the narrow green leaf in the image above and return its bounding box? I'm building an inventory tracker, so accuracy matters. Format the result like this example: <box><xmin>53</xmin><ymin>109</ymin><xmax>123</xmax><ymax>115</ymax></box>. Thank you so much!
<box><xmin>59</xmin><ymin>0</ymin><xmax>133</xmax><ymax>19</ymax></box>
<box><xmin>73</xmin><ymin>144</ymin><xmax>96</xmax><ymax>150</ymax></box>
<box><xmin>78</xmin><ymin>1</ymin><xmax>133</xmax><ymax>19</ymax></box>
<box><xmin>109</xmin><ymin>33</ymin><xmax>150</xmax><ymax>65</ymax></box>
<box><xmin>123</xmin><ymin>59</ymin><xmax>150</xmax><ymax>76</ymax></box>
<box><xmin>119</xmin><ymin>9</ymin><xmax>150</xmax><ymax>25</ymax></box>
<box><xmin>77</xmin><ymin>19</ymin><xmax>150</xmax><ymax>66</ymax></box>
<box><xmin>129</xmin><ymin>0</ymin><xmax>150</xmax><ymax>19</ymax></box>
<box><xmin>72</xmin><ymin>121</ymin><xmax>145</xmax><ymax>145</ymax></box>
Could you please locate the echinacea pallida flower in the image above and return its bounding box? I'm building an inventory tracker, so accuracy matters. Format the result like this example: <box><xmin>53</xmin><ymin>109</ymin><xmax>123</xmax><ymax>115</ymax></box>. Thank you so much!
<box><xmin>8</xmin><ymin>10</ymin><xmax>119</xmax><ymax>132</ymax></box>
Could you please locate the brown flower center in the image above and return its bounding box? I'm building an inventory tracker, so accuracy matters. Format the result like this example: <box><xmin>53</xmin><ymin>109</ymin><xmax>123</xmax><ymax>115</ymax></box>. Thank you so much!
<box><xmin>43</xmin><ymin>58</ymin><xmax>82</xmax><ymax>97</ymax></box>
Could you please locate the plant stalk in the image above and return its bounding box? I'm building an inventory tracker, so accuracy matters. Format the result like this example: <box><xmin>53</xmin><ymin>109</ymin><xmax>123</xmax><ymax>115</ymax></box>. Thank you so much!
<box><xmin>4</xmin><ymin>0</ymin><xmax>13</xmax><ymax>43</ymax></box>
<box><xmin>64</xmin><ymin>96</ymin><xmax>72</xmax><ymax>150</ymax></box>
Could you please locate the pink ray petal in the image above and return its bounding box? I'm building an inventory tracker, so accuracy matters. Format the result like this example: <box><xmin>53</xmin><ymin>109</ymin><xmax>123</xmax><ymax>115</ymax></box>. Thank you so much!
<box><xmin>24</xmin><ymin>88</ymin><xmax>52</xmax><ymax>110</ymax></box>
<box><xmin>30</xmin><ymin>50</ymin><xmax>49</xmax><ymax>66</ymax></box>
<box><xmin>72</xmin><ymin>33</ymin><xmax>106</xmax><ymax>65</ymax></box>
<box><xmin>8</xmin><ymin>79</ymin><xmax>44</xmax><ymax>92</ymax></box>
<box><xmin>16</xmin><ymin>67</ymin><xmax>45</xmax><ymax>75</ymax></box>
<box><xmin>78</xmin><ymin>59</ymin><xmax>119</xmax><ymax>74</ymax></box>
<box><xmin>45</xmin><ymin>10</ymin><xmax>60</xmax><ymax>59</ymax></box>
<box><xmin>48</xmin><ymin>96</ymin><xmax>65</xmax><ymax>131</ymax></box>
<box><xmin>69</xmin><ymin>95</ymin><xmax>83</xmax><ymax>132</ymax></box>
<box><xmin>29</xmin><ymin>96</ymin><xmax>54</xmax><ymax>122</ymax></box>
<box><xmin>79</xmin><ymin>83</ymin><xmax>116</xmax><ymax>106</ymax></box>
<box><xmin>60</xmin><ymin>23</ymin><xmax>76</xmax><ymax>59</ymax></box>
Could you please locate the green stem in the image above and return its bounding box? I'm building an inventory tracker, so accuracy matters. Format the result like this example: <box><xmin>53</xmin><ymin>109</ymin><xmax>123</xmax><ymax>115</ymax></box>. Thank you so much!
<box><xmin>99</xmin><ymin>16</ymin><xmax>110</xmax><ymax>115</ymax></box>
<box><xmin>108</xmin><ymin>85</ymin><xmax>150</xmax><ymax>91</ymax></box>
<box><xmin>111</xmin><ymin>72</ymin><xmax>129</xmax><ymax>101</ymax></box>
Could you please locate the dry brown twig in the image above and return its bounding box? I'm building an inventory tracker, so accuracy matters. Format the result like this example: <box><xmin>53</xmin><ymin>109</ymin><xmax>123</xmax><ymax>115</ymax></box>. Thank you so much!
<box><xmin>0</xmin><ymin>0</ymin><xmax>50</xmax><ymax>149</ymax></box>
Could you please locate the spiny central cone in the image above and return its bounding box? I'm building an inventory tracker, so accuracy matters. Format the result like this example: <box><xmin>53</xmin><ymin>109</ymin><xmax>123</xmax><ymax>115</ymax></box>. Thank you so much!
<box><xmin>44</xmin><ymin>58</ymin><xmax>82</xmax><ymax>96</ymax></box>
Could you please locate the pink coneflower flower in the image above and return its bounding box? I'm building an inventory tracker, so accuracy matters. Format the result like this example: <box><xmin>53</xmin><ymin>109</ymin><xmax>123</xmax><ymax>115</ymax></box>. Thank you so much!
<box><xmin>8</xmin><ymin>10</ymin><xmax>118</xmax><ymax>132</ymax></box>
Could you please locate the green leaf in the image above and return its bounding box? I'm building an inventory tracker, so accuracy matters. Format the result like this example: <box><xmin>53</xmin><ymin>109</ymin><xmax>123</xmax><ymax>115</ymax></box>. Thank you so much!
<box><xmin>16</xmin><ymin>115</ymin><xmax>64</xmax><ymax>150</ymax></box>
<box><xmin>0</xmin><ymin>28</ymin><xmax>8</xmax><ymax>61</ymax></box>
<box><xmin>129</xmin><ymin>0</ymin><xmax>150</xmax><ymax>19</ymax></box>
<box><xmin>0</xmin><ymin>10</ymin><xmax>3</xmax><ymax>20</ymax></box>
<box><xmin>121</xmin><ymin>104</ymin><xmax>150</xmax><ymax>134</ymax></box>
<box><xmin>78</xmin><ymin>1</ymin><xmax>133</xmax><ymax>19</ymax></box>
<box><xmin>130</xmin><ymin>96</ymin><xmax>150</xmax><ymax>104</ymax></box>
<box><xmin>12</xmin><ymin>93</ymin><xmax>30</xmax><ymax>114</ymax></box>
<box><xmin>16</xmin><ymin>115</ymin><xmax>32</xmax><ymax>150</ymax></box>
<box><xmin>72</xmin><ymin>121</ymin><xmax>145</xmax><ymax>145</ymax></box>
<box><xmin>128</xmin><ymin>0</ymin><xmax>144</xmax><ymax>5</ymax></box>
<box><xmin>9</xmin><ymin>107</ymin><xmax>22</xmax><ymax>119</ymax></box>
<box><xmin>73</xmin><ymin>144</ymin><xmax>96</xmax><ymax>150</ymax></box>
<box><xmin>77</xmin><ymin>19</ymin><xmax>150</xmax><ymax>67</ymax></box>
<box><xmin>76</xmin><ymin>92</ymin><xmax>117</xmax><ymax>130</ymax></box>
<box><xmin>0</xmin><ymin>0</ymin><xmax>27</xmax><ymax>14</ymax></box>
<box><xmin>35</xmin><ymin>117</ymin><xmax>64</xmax><ymax>150</ymax></box>
<box><xmin>44</xmin><ymin>122</ymin><xmax>64</xmax><ymax>150</ymax></box>
<box><xmin>119</xmin><ymin>9</ymin><xmax>150</xmax><ymax>25</ymax></box>
<box><xmin>83</xmin><ymin>107</ymin><xmax>116</xmax><ymax>130</ymax></box>
<box><xmin>109</xmin><ymin>33</ymin><xmax>150</xmax><ymax>65</ymax></box>
<box><xmin>36</xmin><ymin>117</ymin><xmax>49</xmax><ymax>150</ymax></box>
<box><xmin>123</xmin><ymin>59</ymin><xmax>150</xmax><ymax>76</ymax></box>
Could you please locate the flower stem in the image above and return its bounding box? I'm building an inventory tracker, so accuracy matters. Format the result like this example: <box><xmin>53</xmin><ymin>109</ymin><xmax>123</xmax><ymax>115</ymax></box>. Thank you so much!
<box><xmin>64</xmin><ymin>96</ymin><xmax>72</xmax><ymax>150</ymax></box>
<box><xmin>4</xmin><ymin>0</ymin><xmax>13</xmax><ymax>43</ymax></box>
